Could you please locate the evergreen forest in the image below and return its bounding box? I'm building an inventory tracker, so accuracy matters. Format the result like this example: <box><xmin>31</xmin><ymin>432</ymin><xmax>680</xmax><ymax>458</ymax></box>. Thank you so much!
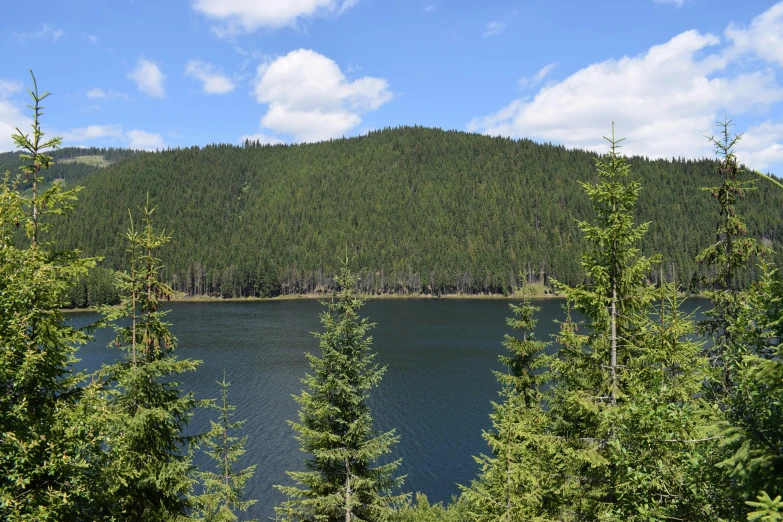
<box><xmin>11</xmin><ymin>124</ymin><xmax>780</xmax><ymax>301</ymax></box>
<box><xmin>3</xmin><ymin>73</ymin><xmax>783</xmax><ymax>522</ymax></box>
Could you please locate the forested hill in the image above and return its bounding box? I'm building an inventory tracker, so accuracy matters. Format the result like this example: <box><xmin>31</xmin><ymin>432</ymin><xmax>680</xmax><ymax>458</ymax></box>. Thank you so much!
<box><xmin>0</xmin><ymin>146</ymin><xmax>143</xmax><ymax>187</ymax></box>
<box><xmin>52</xmin><ymin>126</ymin><xmax>783</xmax><ymax>297</ymax></box>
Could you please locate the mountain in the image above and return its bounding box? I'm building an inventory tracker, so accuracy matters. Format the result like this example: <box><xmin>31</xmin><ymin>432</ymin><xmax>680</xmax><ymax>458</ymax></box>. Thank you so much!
<box><xmin>49</xmin><ymin>126</ymin><xmax>783</xmax><ymax>297</ymax></box>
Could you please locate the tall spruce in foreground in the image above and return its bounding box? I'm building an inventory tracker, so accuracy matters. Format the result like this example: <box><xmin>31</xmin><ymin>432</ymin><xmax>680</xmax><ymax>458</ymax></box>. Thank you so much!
<box><xmin>692</xmin><ymin>118</ymin><xmax>783</xmax><ymax>516</ymax></box>
<box><xmin>0</xmin><ymin>72</ymin><xmax>106</xmax><ymax>519</ymax></box>
<box><xmin>276</xmin><ymin>261</ymin><xmax>406</xmax><ymax>522</ymax></box>
<box><xmin>543</xmin><ymin>126</ymin><xmax>718</xmax><ymax>520</ymax></box>
<box><xmin>98</xmin><ymin>203</ymin><xmax>203</xmax><ymax>521</ymax></box>
<box><xmin>547</xmin><ymin>125</ymin><xmax>658</xmax><ymax>518</ymax></box>
<box><xmin>696</xmin><ymin>116</ymin><xmax>762</xmax><ymax>396</ymax></box>
<box><xmin>461</xmin><ymin>296</ymin><xmax>554</xmax><ymax>521</ymax></box>
<box><xmin>191</xmin><ymin>374</ymin><xmax>258</xmax><ymax>521</ymax></box>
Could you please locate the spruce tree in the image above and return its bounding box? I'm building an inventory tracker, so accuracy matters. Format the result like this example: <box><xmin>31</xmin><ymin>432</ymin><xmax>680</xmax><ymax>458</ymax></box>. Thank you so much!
<box><xmin>191</xmin><ymin>374</ymin><xmax>258</xmax><ymax>521</ymax></box>
<box><xmin>0</xmin><ymin>72</ymin><xmax>106</xmax><ymax>519</ymax></box>
<box><xmin>275</xmin><ymin>260</ymin><xmax>405</xmax><ymax>522</ymax></box>
<box><xmin>543</xmin><ymin>126</ymin><xmax>717</xmax><ymax>519</ymax></box>
<box><xmin>461</xmin><ymin>297</ymin><xmax>554</xmax><ymax>521</ymax></box>
<box><xmin>696</xmin><ymin>116</ymin><xmax>762</xmax><ymax>396</ymax></box>
<box><xmin>98</xmin><ymin>203</ymin><xmax>203</xmax><ymax>521</ymax></box>
<box><xmin>546</xmin><ymin>125</ymin><xmax>658</xmax><ymax>518</ymax></box>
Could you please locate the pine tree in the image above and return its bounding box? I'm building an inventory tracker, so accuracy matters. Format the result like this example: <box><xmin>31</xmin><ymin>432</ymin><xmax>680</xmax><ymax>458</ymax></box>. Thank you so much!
<box><xmin>461</xmin><ymin>297</ymin><xmax>554</xmax><ymax>521</ymax></box>
<box><xmin>275</xmin><ymin>260</ymin><xmax>406</xmax><ymax>522</ymax></box>
<box><xmin>191</xmin><ymin>373</ymin><xmax>258</xmax><ymax>521</ymax></box>
<box><xmin>98</xmin><ymin>203</ymin><xmax>203</xmax><ymax>521</ymax></box>
<box><xmin>0</xmin><ymin>71</ymin><xmax>106</xmax><ymax>519</ymax></box>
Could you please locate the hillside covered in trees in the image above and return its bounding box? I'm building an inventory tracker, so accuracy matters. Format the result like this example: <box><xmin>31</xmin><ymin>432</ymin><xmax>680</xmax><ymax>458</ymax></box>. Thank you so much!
<box><xmin>52</xmin><ymin>127</ymin><xmax>783</xmax><ymax>297</ymax></box>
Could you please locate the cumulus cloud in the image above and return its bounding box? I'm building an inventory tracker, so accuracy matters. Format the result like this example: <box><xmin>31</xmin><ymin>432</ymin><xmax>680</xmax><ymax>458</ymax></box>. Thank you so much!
<box><xmin>59</xmin><ymin>125</ymin><xmax>163</xmax><ymax>150</ymax></box>
<box><xmin>127</xmin><ymin>58</ymin><xmax>165</xmax><ymax>98</ymax></box>
<box><xmin>14</xmin><ymin>24</ymin><xmax>64</xmax><ymax>42</ymax></box>
<box><xmin>127</xmin><ymin>130</ymin><xmax>165</xmax><ymax>150</ymax></box>
<box><xmin>738</xmin><ymin>122</ymin><xmax>783</xmax><ymax>171</ymax></box>
<box><xmin>726</xmin><ymin>2</ymin><xmax>783</xmax><ymax>67</ymax></box>
<box><xmin>185</xmin><ymin>60</ymin><xmax>236</xmax><ymax>94</ymax></box>
<box><xmin>240</xmin><ymin>132</ymin><xmax>284</xmax><ymax>145</ymax></box>
<box><xmin>62</xmin><ymin>125</ymin><xmax>124</xmax><ymax>142</ymax></box>
<box><xmin>654</xmin><ymin>0</ymin><xmax>685</xmax><ymax>6</ymax></box>
<box><xmin>86</xmin><ymin>88</ymin><xmax>129</xmax><ymax>100</ymax></box>
<box><xmin>467</xmin><ymin>14</ymin><xmax>783</xmax><ymax>164</ymax></box>
<box><xmin>192</xmin><ymin>0</ymin><xmax>359</xmax><ymax>34</ymax></box>
<box><xmin>483</xmin><ymin>21</ymin><xmax>506</xmax><ymax>37</ymax></box>
<box><xmin>253</xmin><ymin>49</ymin><xmax>393</xmax><ymax>142</ymax></box>
<box><xmin>518</xmin><ymin>63</ymin><xmax>558</xmax><ymax>89</ymax></box>
<box><xmin>0</xmin><ymin>80</ymin><xmax>29</xmax><ymax>152</ymax></box>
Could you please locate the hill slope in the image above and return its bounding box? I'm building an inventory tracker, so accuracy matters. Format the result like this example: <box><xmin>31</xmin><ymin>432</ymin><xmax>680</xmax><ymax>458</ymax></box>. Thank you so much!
<box><xmin>53</xmin><ymin>127</ymin><xmax>783</xmax><ymax>297</ymax></box>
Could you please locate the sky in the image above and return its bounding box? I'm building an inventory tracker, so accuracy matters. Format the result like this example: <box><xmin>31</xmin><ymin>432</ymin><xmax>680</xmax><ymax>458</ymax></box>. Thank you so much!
<box><xmin>1</xmin><ymin>0</ymin><xmax>782</xmax><ymax>175</ymax></box>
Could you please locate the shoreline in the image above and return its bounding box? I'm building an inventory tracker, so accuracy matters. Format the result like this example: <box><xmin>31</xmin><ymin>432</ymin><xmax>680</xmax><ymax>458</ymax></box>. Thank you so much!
<box><xmin>62</xmin><ymin>288</ymin><xmax>708</xmax><ymax>312</ymax></box>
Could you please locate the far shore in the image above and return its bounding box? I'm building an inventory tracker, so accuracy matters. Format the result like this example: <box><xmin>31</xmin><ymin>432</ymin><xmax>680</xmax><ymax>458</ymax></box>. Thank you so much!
<box><xmin>62</xmin><ymin>287</ymin><xmax>708</xmax><ymax>313</ymax></box>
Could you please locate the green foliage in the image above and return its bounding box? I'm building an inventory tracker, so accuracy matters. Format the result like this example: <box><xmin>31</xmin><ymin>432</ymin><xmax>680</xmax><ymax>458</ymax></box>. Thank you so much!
<box><xmin>0</xmin><ymin>71</ymin><xmax>105</xmax><ymax>520</ymax></box>
<box><xmin>54</xmin><ymin>127</ymin><xmax>783</xmax><ymax>298</ymax></box>
<box><xmin>64</xmin><ymin>265</ymin><xmax>122</xmax><ymax>308</ymax></box>
<box><xmin>747</xmin><ymin>492</ymin><xmax>783</xmax><ymax>522</ymax></box>
<box><xmin>191</xmin><ymin>374</ymin><xmax>258</xmax><ymax>521</ymax></box>
<box><xmin>391</xmin><ymin>494</ymin><xmax>470</xmax><ymax>522</ymax></box>
<box><xmin>693</xmin><ymin>117</ymin><xmax>783</xmax><ymax>515</ymax></box>
<box><xmin>531</xmin><ymin>127</ymin><xmax>718</xmax><ymax>520</ymax></box>
<box><xmin>276</xmin><ymin>260</ymin><xmax>406</xmax><ymax>521</ymax></box>
<box><xmin>96</xmin><ymin>203</ymin><xmax>203</xmax><ymax>521</ymax></box>
<box><xmin>461</xmin><ymin>298</ymin><xmax>554</xmax><ymax>521</ymax></box>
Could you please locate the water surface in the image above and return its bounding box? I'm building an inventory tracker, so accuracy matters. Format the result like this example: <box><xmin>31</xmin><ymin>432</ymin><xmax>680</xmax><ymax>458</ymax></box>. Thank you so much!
<box><xmin>69</xmin><ymin>297</ymin><xmax>710</xmax><ymax>519</ymax></box>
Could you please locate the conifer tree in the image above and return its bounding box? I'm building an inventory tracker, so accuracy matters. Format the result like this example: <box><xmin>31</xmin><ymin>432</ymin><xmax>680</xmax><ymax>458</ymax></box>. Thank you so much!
<box><xmin>191</xmin><ymin>374</ymin><xmax>258</xmax><ymax>521</ymax></box>
<box><xmin>546</xmin><ymin>125</ymin><xmax>659</xmax><ymax>518</ymax></box>
<box><xmin>98</xmin><ymin>203</ymin><xmax>203</xmax><ymax>521</ymax></box>
<box><xmin>696</xmin><ymin>116</ymin><xmax>762</xmax><ymax>395</ymax></box>
<box><xmin>275</xmin><ymin>260</ymin><xmax>405</xmax><ymax>522</ymax></box>
<box><xmin>0</xmin><ymin>71</ymin><xmax>106</xmax><ymax>519</ymax></box>
<box><xmin>541</xmin><ymin>126</ymin><xmax>719</xmax><ymax>519</ymax></box>
<box><xmin>461</xmin><ymin>297</ymin><xmax>554</xmax><ymax>521</ymax></box>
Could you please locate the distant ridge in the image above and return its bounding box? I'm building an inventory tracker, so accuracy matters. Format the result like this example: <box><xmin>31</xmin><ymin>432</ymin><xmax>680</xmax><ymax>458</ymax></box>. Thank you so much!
<box><xmin>46</xmin><ymin>126</ymin><xmax>783</xmax><ymax>297</ymax></box>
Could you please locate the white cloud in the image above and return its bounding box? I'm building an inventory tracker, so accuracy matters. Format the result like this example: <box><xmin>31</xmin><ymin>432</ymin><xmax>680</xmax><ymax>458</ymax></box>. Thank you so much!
<box><xmin>483</xmin><ymin>21</ymin><xmax>506</xmax><ymax>37</ymax></box>
<box><xmin>59</xmin><ymin>125</ymin><xmax>163</xmax><ymax>151</ymax></box>
<box><xmin>0</xmin><ymin>80</ymin><xmax>30</xmax><ymax>152</ymax></box>
<box><xmin>738</xmin><ymin>121</ymin><xmax>783</xmax><ymax>171</ymax></box>
<box><xmin>240</xmin><ymin>132</ymin><xmax>284</xmax><ymax>145</ymax></box>
<box><xmin>192</xmin><ymin>0</ymin><xmax>359</xmax><ymax>34</ymax></box>
<box><xmin>86</xmin><ymin>35</ymin><xmax>98</xmax><ymax>45</ymax></box>
<box><xmin>253</xmin><ymin>49</ymin><xmax>393</xmax><ymax>142</ymax></box>
<box><xmin>518</xmin><ymin>63</ymin><xmax>558</xmax><ymax>89</ymax></box>
<box><xmin>726</xmin><ymin>2</ymin><xmax>783</xmax><ymax>67</ymax></box>
<box><xmin>185</xmin><ymin>60</ymin><xmax>236</xmax><ymax>94</ymax></box>
<box><xmin>424</xmin><ymin>3</ymin><xmax>437</xmax><ymax>13</ymax></box>
<box><xmin>468</xmin><ymin>23</ymin><xmax>783</xmax><ymax>162</ymax></box>
<box><xmin>127</xmin><ymin>58</ymin><xmax>165</xmax><ymax>98</ymax></box>
<box><xmin>654</xmin><ymin>0</ymin><xmax>685</xmax><ymax>6</ymax></box>
<box><xmin>0</xmin><ymin>80</ymin><xmax>23</xmax><ymax>97</ymax></box>
<box><xmin>14</xmin><ymin>24</ymin><xmax>64</xmax><ymax>42</ymax></box>
<box><xmin>86</xmin><ymin>88</ymin><xmax>129</xmax><ymax>100</ymax></box>
<box><xmin>127</xmin><ymin>130</ymin><xmax>165</xmax><ymax>150</ymax></box>
<box><xmin>62</xmin><ymin>125</ymin><xmax>124</xmax><ymax>142</ymax></box>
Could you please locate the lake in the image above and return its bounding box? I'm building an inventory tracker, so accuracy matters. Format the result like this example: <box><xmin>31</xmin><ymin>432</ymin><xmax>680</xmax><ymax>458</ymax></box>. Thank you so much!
<box><xmin>68</xmin><ymin>297</ymin><xmax>711</xmax><ymax>519</ymax></box>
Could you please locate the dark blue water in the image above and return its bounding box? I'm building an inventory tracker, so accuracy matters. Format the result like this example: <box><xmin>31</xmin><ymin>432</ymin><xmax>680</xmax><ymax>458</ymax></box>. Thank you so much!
<box><xmin>67</xmin><ymin>297</ymin><xmax>710</xmax><ymax>519</ymax></box>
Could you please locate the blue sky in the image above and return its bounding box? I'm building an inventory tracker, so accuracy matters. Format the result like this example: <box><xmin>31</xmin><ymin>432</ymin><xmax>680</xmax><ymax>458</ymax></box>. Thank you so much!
<box><xmin>1</xmin><ymin>0</ymin><xmax>782</xmax><ymax>175</ymax></box>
